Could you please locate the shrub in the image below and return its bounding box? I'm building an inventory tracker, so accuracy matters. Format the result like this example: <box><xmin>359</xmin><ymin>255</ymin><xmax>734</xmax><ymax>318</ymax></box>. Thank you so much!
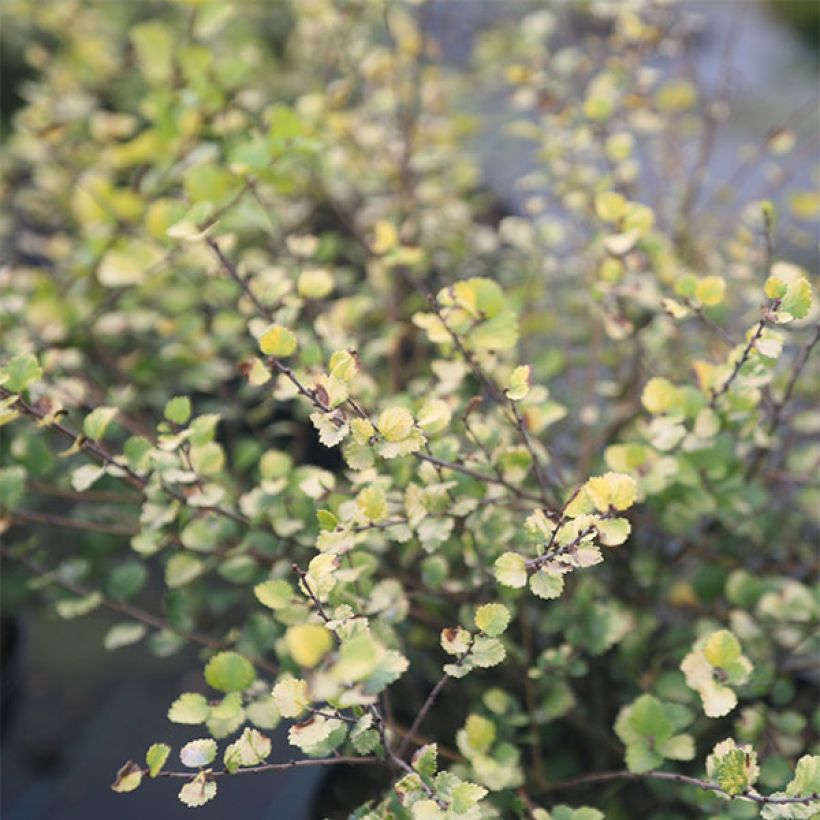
<box><xmin>1</xmin><ymin>1</ymin><xmax>818</xmax><ymax>817</ymax></box>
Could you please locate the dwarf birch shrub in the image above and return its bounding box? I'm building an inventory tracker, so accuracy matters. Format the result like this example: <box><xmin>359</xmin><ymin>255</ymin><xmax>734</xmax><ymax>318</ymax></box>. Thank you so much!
<box><xmin>1</xmin><ymin>1</ymin><xmax>818</xmax><ymax>818</ymax></box>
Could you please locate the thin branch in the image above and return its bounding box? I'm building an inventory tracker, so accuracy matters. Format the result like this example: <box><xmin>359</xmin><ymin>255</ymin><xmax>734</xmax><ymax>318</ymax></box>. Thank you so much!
<box><xmin>747</xmin><ymin>323</ymin><xmax>820</xmax><ymax>478</ymax></box>
<box><xmin>708</xmin><ymin>315</ymin><xmax>769</xmax><ymax>409</ymax></box>
<box><xmin>396</xmin><ymin>673</ymin><xmax>449</xmax><ymax>759</ymax></box>
<box><xmin>541</xmin><ymin>768</ymin><xmax>820</xmax><ymax>807</ymax></box>
<box><xmin>205</xmin><ymin>237</ymin><xmax>274</xmax><ymax>322</ymax></box>
<box><xmin>1</xmin><ymin>547</ymin><xmax>278</xmax><ymax>675</ymax></box>
<box><xmin>150</xmin><ymin>755</ymin><xmax>379</xmax><ymax>779</ymax></box>
<box><xmin>11</xmin><ymin>509</ymin><xmax>138</xmax><ymax>536</ymax></box>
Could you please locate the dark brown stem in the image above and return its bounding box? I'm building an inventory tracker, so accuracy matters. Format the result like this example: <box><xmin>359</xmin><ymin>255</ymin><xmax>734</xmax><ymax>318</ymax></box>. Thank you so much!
<box><xmin>541</xmin><ymin>769</ymin><xmax>820</xmax><ymax>807</ymax></box>
<box><xmin>205</xmin><ymin>237</ymin><xmax>274</xmax><ymax>322</ymax></box>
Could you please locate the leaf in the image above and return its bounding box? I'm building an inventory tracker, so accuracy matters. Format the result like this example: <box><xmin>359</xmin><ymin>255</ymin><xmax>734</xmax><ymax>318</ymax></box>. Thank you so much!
<box><xmin>450</xmin><ymin>781</ymin><xmax>488</xmax><ymax>813</ymax></box>
<box><xmin>357</xmin><ymin>485</ymin><xmax>387</xmax><ymax>523</ymax></box>
<box><xmin>680</xmin><ymin>632</ymin><xmax>752</xmax><ymax>718</ymax></box>
<box><xmin>285</xmin><ymin>624</ymin><xmax>333</xmax><ymax>669</ymax></box>
<box><xmin>259</xmin><ymin>324</ymin><xmax>297</xmax><ymax>356</ymax></box>
<box><xmin>641</xmin><ymin>377</ymin><xmax>680</xmax><ymax>414</ymax></box>
<box><xmin>190</xmin><ymin>441</ymin><xmax>225</xmax><ymax>475</ymax></box>
<box><xmin>165</xmin><ymin>553</ymin><xmax>204</xmax><ymax>588</ymax></box>
<box><xmin>254</xmin><ymin>579</ymin><xmax>292</xmax><ymax>610</ymax></box>
<box><xmin>146</xmin><ymin>743</ymin><xmax>171</xmax><ymax>778</ymax></box>
<box><xmin>764</xmin><ymin>276</ymin><xmax>787</xmax><ymax>300</ymax></box>
<box><xmin>695</xmin><ymin>276</ymin><xmax>726</xmax><ymax>307</ymax></box>
<box><xmin>506</xmin><ymin>365</ymin><xmax>532</xmax><ymax>401</ymax></box>
<box><xmin>310</xmin><ymin>412</ymin><xmax>349</xmax><ymax>448</ymax></box>
<box><xmin>706</xmin><ymin>738</ymin><xmax>759</xmax><ymax>796</ymax></box>
<box><xmin>297</xmin><ymin>268</ymin><xmax>334</xmax><ymax>299</ymax></box>
<box><xmin>470</xmin><ymin>636</ymin><xmax>506</xmax><ymax>668</ymax></box>
<box><xmin>702</xmin><ymin>630</ymin><xmax>742</xmax><ymax>667</ymax></box>
<box><xmin>529</xmin><ymin>569</ymin><xmax>564</xmax><ymax>599</ymax></box>
<box><xmin>416</xmin><ymin>399</ymin><xmax>451</xmax><ymax>434</ymax></box>
<box><xmin>111</xmin><ymin>760</ymin><xmax>143</xmax><ymax>793</ymax></box>
<box><xmin>493</xmin><ymin>552</ymin><xmax>527</xmax><ymax>588</ymax></box>
<box><xmin>272</xmin><ymin>677</ymin><xmax>310</xmax><ymax>718</ymax></box>
<box><xmin>332</xmin><ymin>633</ymin><xmax>381</xmax><ymax>682</ymax></box>
<box><xmin>71</xmin><ymin>464</ymin><xmax>106</xmax><ymax>492</ymax></box>
<box><xmin>440</xmin><ymin>627</ymin><xmax>472</xmax><ymax>656</ymax></box>
<box><xmin>168</xmin><ymin>692</ymin><xmax>210</xmax><ymax>724</ymax></box>
<box><xmin>56</xmin><ymin>591</ymin><xmax>103</xmax><ymax>619</ymax></box>
<box><xmin>82</xmin><ymin>406</ymin><xmax>119</xmax><ymax>440</ymax></box>
<box><xmin>178</xmin><ymin>773</ymin><xmax>217</xmax><ymax>807</ymax></box>
<box><xmin>0</xmin><ymin>466</ymin><xmax>26</xmax><ymax>511</ymax></box>
<box><xmin>780</xmin><ymin>278</ymin><xmax>812</xmax><ymax>320</ymax></box>
<box><xmin>474</xmin><ymin>603</ymin><xmax>510</xmax><ymax>637</ymax></box>
<box><xmin>223</xmin><ymin>728</ymin><xmax>271</xmax><ymax>772</ymax></box>
<box><xmin>104</xmin><ymin>622</ymin><xmax>147</xmax><ymax>650</ymax></box>
<box><xmin>372</xmin><ymin>220</ymin><xmax>399</xmax><ymax>254</ymax></box>
<box><xmin>204</xmin><ymin>651</ymin><xmax>256</xmax><ymax>693</ymax></box>
<box><xmin>180</xmin><ymin>738</ymin><xmax>217</xmax><ymax>768</ymax></box>
<box><xmin>595</xmin><ymin>191</ymin><xmax>626</xmax><ymax>223</ymax></box>
<box><xmin>377</xmin><ymin>406</ymin><xmax>415</xmax><ymax>442</ymax></box>
<box><xmin>412</xmin><ymin>743</ymin><xmax>438</xmax><ymax>779</ymax></box>
<box><xmin>164</xmin><ymin>396</ymin><xmax>192</xmax><ymax>424</ymax></box>
<box><xmin>2</xmin><ymin>354</ymin><xmax>42</xmax><ymax>392</ymax></box>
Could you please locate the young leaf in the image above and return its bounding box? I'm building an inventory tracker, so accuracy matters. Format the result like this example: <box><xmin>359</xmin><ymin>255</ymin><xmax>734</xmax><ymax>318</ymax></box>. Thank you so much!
<box><xmin>146</xmin><ymin>743</ymin><xmax>171</xmax><ymax>778</ymax></box>
<box><xmin>204</xmin><ymin>651</ymin><xmax>256</xmax><ymax>693</ymax></box>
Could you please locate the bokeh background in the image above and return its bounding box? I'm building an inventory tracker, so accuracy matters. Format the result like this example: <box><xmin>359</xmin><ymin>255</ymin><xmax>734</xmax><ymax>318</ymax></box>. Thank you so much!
<box><xmin>1</xmin><ymin>2</ymin><xmax>817</xmax><ymax>818</ymax></box>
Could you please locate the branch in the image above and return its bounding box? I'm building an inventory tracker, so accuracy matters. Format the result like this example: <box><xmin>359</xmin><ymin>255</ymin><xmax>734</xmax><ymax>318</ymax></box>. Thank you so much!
<box><xmin>1</xmin><ymin>547</ymin><xmax>278</xmax><ymax>675</ymax></box>
<box><xmin>541</xmin><ymin>769</ymin><xmax>820</xmax><ymax>807</ymax></box>
<box><xmin>747</xmin><ymin>323</ymin><xmax>820</xmax><ymax>478</ymax></box>
<box><xmin>205</xmin><ymin>237</ymin><xmax>274</xmax><ymax>322</ymax></box>
<box><xmin>150</xmin><ymin>755</ymin><xmax>379</xmax><ymax>779</ymax></box>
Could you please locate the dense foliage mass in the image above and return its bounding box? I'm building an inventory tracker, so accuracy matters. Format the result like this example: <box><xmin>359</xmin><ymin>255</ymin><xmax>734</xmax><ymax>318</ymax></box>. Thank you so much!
<box><xmin>1</xmin><ymin>1</ymin><xmax>818</xmax><ymax>818</ymax></box>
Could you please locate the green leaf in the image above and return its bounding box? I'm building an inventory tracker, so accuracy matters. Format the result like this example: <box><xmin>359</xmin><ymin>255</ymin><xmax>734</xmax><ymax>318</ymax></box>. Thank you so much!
<box><xmin>259</xmin><ymin>324</ymin><xmax>297</xmax><ymax>356</ymax></box>
<box><xmin>530</xmin><ymin>569</ymin><xmax>564</xmax><ymax>599</ymax></box>
<box><xmin>164</xmin><ymin>396</ymin><xmax>192</xmax><ymax>424</ymax></box>
<box><xmin>474</xmin><ymin>603</ymin><xmax>511</xmax><ymax>637</ymax></box>
<box><xmin>104</xmin><ymin>622</ymin><xmax>147</xmax><ymax>651</ymax></box>
<box><xmin>254</xmin><ymin>579</ymin><xmax>292</xmax><ymax>610</ymax></box>
<box><xmin>204</xmin><ymin>651</ymin><xmax>256</xmax><ymax>693</ymax></box>
<box><xmin>168</xmin><ymin>692</ymin><xmax>210</xmax><ymax>724</ymax></box>
<box><xmin>702</xmin><ymin>629</ymin><xmax>742</xmax><ymax>667</ymax></box>
<box><xmin>2</xmin><ymin>354</ymin><xmax>42</xmax><ymax>393</ymax></box>
<box><xmin>450</xmin><ymin>781</ymin><xmax>488</xmax><ymax>813</ymax></box>
<box><xmin>0</xmin><ymin>466</ymin><xmax>26</xmax><ymax>511</ymax></box>
<box><xmin>83</xmin><ymin>406</ymin><xmax>118</xmax><ymax>440</ymax></box>
<box><xmin>780</xmin><ymin>277</ymin><xmax>812</xmax><ymax>319</ymax></box>
<box><xmin>493</xmin><ymin>552</ymin><xmax>527</xmax><ymax>588</ymax></box>
<box><xmin>190</xmin><ymin>441</ymin><xmax>225</xmax><ymax>475</ymax></box>
<box><xmin>146</xmin><ymin>743</ymin><xmax>171</xmax><ymax>778</ymax></box>
<box><xmin>470</xmin><ymin>636</ymin><xmax>506</xmax><ymax>668</ymax></box>
<box><xmin>506</xmin><ymin>365</ymin><xmax>532</xmax><ymax>401</ymax></box>
<box><xmin>412</xmin><ymin>743</ymin><xmax>438</xmax><ymax>779</ymax></box>
<box><xmin>706</xmin><ymin>739</ymin><xmax>759</xmax><ymax>796</ymax></box>
<box><xmin>764</xmin><ymin>276</ymin><xmax>787</xmax><ymax>300</ymax></box>
<box><xmin>377</xmin><ymin>406</ymin><xmax>415</xmax><ymax>442</ymax></box>
<box><xmin>333</xmin><ymin>633</ymin><xmax>381</xmax><ymax>682</ymax></box>
<box><xmin>165</xmin><ymin>553</ymin><xmax>204</xmax><ymax>588</ymax></box>
<box><xmin>356</xmin><ymin>485</ymin><xmax>387</xmax><ymax>523</ymax></box>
